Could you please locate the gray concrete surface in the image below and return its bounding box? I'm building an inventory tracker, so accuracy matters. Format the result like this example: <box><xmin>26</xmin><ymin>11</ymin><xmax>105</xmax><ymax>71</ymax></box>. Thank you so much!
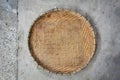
<box><xmin>0</xmin><ymin>0</ymin><xmax>120</xmax><ymax>80</ymax></box>
<box><xmin>18</xmin><ymin>0</ymin><xmax>120</xmax><ymax>80</ymax></box>
<box><xmin>0</xmin><ymin>0</ymin><xmax>17</xmax><ymax>80</ymax></box>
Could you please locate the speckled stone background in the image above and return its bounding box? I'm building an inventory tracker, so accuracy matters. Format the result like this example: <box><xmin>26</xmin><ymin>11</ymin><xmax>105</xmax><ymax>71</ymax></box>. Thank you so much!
<box><xmin>0</xmin><ymin>0</ymin><xmax>17</xmax><ymax>80</ymax></box>
<box><xmin>1</xmin><ymin>0</ymin><xmax>120</xmax><ymax>80</ymax></box>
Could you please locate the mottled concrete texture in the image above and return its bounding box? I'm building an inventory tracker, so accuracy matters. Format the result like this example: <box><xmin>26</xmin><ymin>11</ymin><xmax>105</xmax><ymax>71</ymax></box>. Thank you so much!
<box><xmin>1</xmin><ymin>0</ymin><xmax>120</xmax><ymax>80</ymax></box>
<box><xmin>0</xmin><ymin>0</ymin><xmax>17</xmax><ymax>80</ymax></box>
<box><xmin>18</xmin><ymin>0</ymin><xmax>120</xmax><ymax>80</ymax></box>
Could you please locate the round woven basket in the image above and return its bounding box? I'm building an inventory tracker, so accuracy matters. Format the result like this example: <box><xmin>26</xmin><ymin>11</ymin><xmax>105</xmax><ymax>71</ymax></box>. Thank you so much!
<box><xmin>29</xmin><ymin>9</ymin><xmax>96</xmax><ymax>74</ymax></box>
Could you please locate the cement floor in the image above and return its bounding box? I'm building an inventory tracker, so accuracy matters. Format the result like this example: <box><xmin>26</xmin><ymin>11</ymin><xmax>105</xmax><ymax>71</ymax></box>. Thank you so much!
<box><xmin>0</xmin><ymin>0</ymin><xmax>120</xmax><ymax>80</ymax></box>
